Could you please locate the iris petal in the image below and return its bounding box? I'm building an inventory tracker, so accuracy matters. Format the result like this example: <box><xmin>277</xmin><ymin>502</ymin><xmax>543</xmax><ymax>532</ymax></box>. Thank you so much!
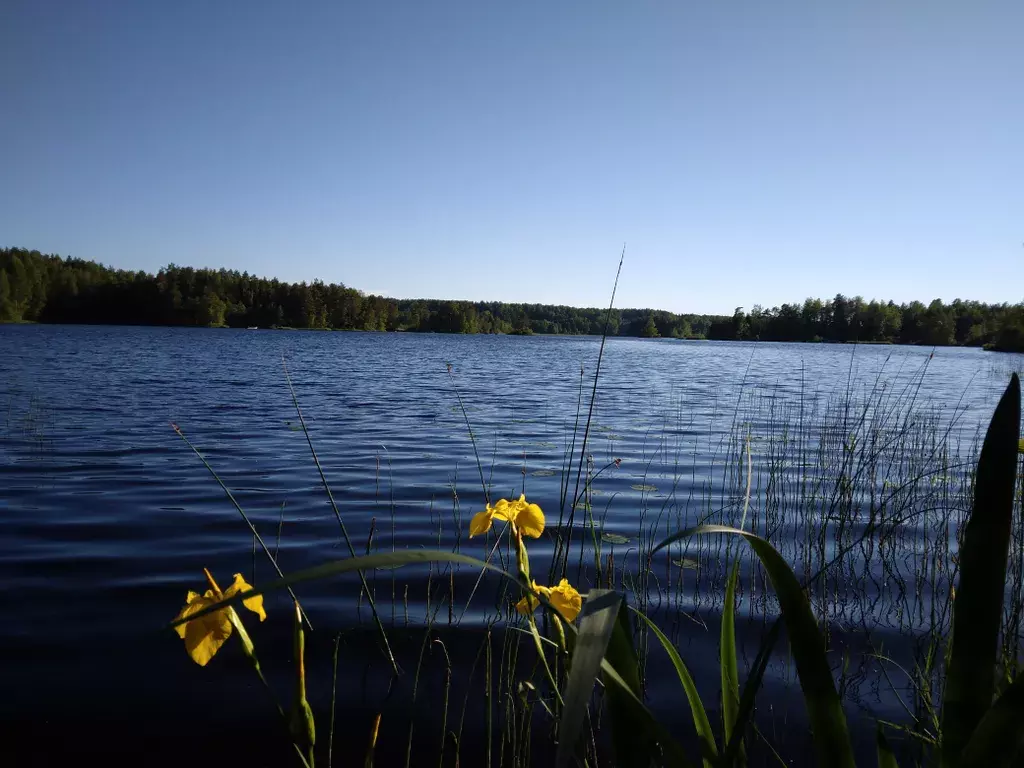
<box><xmin>516</xmin><ymin>503</ymin><xmax>545</xmax><ymax>538</ymax></box>
<box><xmin>469</xmin><ymin>509</ymin><xmax>494</xmax><ymax>537</ymax></box>
<box><xmin>224</xmin><ymin>573</ymin><xmax>266</xmax><ymax>621</ymax></box>
<box><xmin>174</xmin><ymin>589</ymin><xmax>233</xmax><ymax>666</ymax></box>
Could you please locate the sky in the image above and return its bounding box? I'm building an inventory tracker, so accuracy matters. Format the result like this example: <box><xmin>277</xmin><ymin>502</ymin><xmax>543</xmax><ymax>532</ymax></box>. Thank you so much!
<box><xmin>1</xmin><ymin>1</ymin><xmax>1021</xmax><ymax>314</ymax></box>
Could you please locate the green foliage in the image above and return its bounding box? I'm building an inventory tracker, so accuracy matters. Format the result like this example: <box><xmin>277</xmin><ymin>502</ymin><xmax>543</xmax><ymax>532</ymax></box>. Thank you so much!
<box><xmin>652</xmin><ymin>524</ymin><xmax>856</xmax><ymax>767</ymax></box>
<box><xmin>989</xmin><ymin>307</ymin><xmax>1024</xmax><ymax>352</ymax></box>
<box><xmin>877</xmin><ymin>726</ymin><xmax>899</xmax><ymax>768</ymax></box>
<box><xmin>600</xmin><ymin>594</ymin><xmax>663</xmax><ymax>768</ymax></box>
<box><xmin>6</xmin><ymin>246</ymin><xmax>1021</xmax><ymax>344</ymax></box>
<box><xmin>641</xmin><ymin>315</ymin><xmax>661</xmax><ymax>338</ymax></box>
<box><xmin>165</xmin><ymin>344</ymin><xmax>1024</xmax><ymax>765</ymax></box>
<box><xmin>721</xmin><ymin>562</ymin><xmax>743</xmax><ymax>760</ymax></box>
<box><xmin>632</xmin><ymin>608</ymin><xmax>717</xmax><ymax>767</ymax></box>
<box><xmin>0</xmin><ymin>269</ymin><xmax>12</xmax><ymax>322</ymax></box>
<box><xmin>958</xmin><ymin>672</ymin><xmax>1024</xmax><ymax>767</ymax></box>
<box><xmin>631</xmin><ymin>377</ymin><xmax>1023</xmax><ymax>768</ymax></box>
<box><xmin>714</xmin><ymin>294</ymin><xmax>1023</xmax><ymax>347</ymax></box>
<box><xmin>941</xmin><ymin>374</ymin><xmax>1021</xmax><ymax>766</ymax></box>
<box><xmin>556</xmin><ymin>590</ymin><xmax>623</xmax><ymax>767</ymax></box>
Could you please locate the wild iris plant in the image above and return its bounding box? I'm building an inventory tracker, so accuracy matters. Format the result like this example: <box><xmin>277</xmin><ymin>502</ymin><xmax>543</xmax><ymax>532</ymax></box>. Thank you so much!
<box><xmin>469</xmin><ymin>494</ymin><xmax>583</xmax><ymax>624</ymax></box>
<box><xmin>169</xmin><ymin>493</ymin><xmax>583</xmax><ymax>767</ymax></box>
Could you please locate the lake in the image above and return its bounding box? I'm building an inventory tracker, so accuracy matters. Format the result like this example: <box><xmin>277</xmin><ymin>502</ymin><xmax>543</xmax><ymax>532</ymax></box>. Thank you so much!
<box><xmin>1</xmin><ymin>325</ymin><xmax>1020</xmax><ymax>765</ymax></box>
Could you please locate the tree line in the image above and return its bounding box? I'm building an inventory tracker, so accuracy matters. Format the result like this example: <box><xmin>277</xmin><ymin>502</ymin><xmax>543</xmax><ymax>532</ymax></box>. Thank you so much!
<box><xmin>1</xmin><ymin>247</ymin><xmax>1021</xmax><ymax>350</ymax></box>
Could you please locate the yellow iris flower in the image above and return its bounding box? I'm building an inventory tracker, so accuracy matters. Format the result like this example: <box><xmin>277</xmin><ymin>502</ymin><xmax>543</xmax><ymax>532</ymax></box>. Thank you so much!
<box><xmin>515</xmin><ymin>578</ymin><xmax>582</xmax><ymax>622</ymax></box>
<box><xmin>174</xmin><ymin>572</ymin><xmax>266</xmax><ymax>666</ymax></box>
<box><xmin>469</xmin><ymin>494</ymin><xmax>545</xmax><ymax>538</ymax></box>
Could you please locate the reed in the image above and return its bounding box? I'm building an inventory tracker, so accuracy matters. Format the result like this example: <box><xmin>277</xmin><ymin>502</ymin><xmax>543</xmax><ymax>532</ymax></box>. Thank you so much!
<box><xmin>167</xmin><ymin>329</ymin><xmax>1023</xmax><ymax>765</ymax></box>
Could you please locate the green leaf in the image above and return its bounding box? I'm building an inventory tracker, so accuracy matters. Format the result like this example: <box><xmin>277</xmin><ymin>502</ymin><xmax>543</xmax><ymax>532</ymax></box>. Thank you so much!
<box><xmin>596</xmin><ymin>655</ymin><xmax>694</xmax><ymax>767</ymax></box>
<box><xmin>166</xmin><ymin>549</ymin><xmax>696</xmax><ymax>765</ymax></box>
<box><xmin>723</xmin><ymin>618</ymin><xmax>783</xmax><ymax>767</ymax></box>
<box><xmin>651</xmin><ymin>525</ymin><xmax>855</xmax><ymax>768</ymax></box>
<box><xmin>557</xmin><ymin>590</ymin><xmax>623</xmax><ymax>768</ymax></box>
<box><xmin>877</xmin><ymin>726</ymin><xmax>899</xmax><ymax>768</ymax></box>
<box><xmin>289</xmin><ymin>604</ymin><xmax>315</xmax><ymax>760</ymax></box>
<box><xmin>959</xmin><ymin>671</ymin><xmax>1024</xmax><ymax>767</ymax></box>
<box><xmin>722</xmin><ymin>561</ymin><xmax>744</xmax><ymax>763</ymax></box>
<box><xmin>941</xmin><ymin>374</ymin><xmax>1021</xmax><ymax>766</ymax></box>
<box><xmin>168</xmin><ymin>550</ymin><xmax>507</xmax><ymax>629</ymax></box>
<box><xmin>602</xmin><ymin>596</ymin><xmax>655</xmax><ymax>768</ymax></box>
<box><xmin>632</xmin><ymin>607</ymin><xmax>718</xmax><ymax>767</ymax></box>
<box><xmin>1018</xmin><ymin>438</ymin><xmax>1024</xmax><ymax>454</ymax></box>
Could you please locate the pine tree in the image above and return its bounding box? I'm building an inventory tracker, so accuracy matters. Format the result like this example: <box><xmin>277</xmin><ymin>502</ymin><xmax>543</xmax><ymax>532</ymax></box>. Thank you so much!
<box><xmin>642</xmin><ymin>316</ymin><xmax>660</xmax><ymax>338</ymax></box>
<box><xmin>0</xmin><ymin>269</ymin><xmax>13</xmax><ymax>322</ymax></box>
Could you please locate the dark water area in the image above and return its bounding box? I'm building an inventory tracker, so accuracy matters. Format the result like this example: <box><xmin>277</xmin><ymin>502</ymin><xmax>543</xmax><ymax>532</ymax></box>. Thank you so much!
<box><xmin>1</xmin><ymin>325</ymin><xmax>1020</xmax><ymax>766</ymax></box>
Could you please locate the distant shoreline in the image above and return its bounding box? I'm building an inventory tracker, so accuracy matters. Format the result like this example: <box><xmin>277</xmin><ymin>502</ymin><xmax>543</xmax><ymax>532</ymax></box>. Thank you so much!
<box><xmin>5</xmin><ymin>319</ymin><xmax>1024</xmax><ymax>353</ymax></box>
<box><xmin>3</xmin><ymin>247</ymin><xmax>1023</xmax><ymax>352</ymax></box>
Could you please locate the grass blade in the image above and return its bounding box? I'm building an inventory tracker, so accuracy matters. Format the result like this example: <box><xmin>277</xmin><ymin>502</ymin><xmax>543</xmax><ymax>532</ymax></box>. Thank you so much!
<box><xmin>603</xmin><ymin>593</ymin><xmax>650</xmax><ymax>768</ymax></box>
<box><xmin>556</xmin><ymin>590</ymin><xmax>622</xmax><ymax>768</ymax></box>
<box><xmin>954</xmin><ymin>671</ymin><xmax>1024</xmax><ymax>768</ymax></box>
<box><xmin>723</xmin><ymin>618</ymin><xmax>783</xmax><ymax>767</ymax></box>
<box><xmin>170</xmin><ymin>424</ymin><xmax>312</xmax><ymax>627</ymax></box>
<box><xmin>169</xmin><ymin>547</ymin><xmax>695</xmax><ymax>766</ymax></box>
<box><xmin>168</xmin><ymin>550</ymin><xmax>508</xmax><ymax>629</ymax></box>
<box><xmin>282</xmin><ymin>360</ymin><xmax>398</xmax><ymax>673</ymax></box>
<box><xmin>941</xmin><ymin>374</ymin><xmax>1021</xmax><ymax>765</ymax></box>
<box><xmin>601</xmin><ymin>599</ymin><xmax>691</xmax><ymax>768</ymax></box>
<box><xmin>596</xmin><ymin>655</ymin><xmax>694</xmax><ymax>767</ymax></box>
<box><xmin>959</xmin><ymin>671</ymin><xmax>1024</xmax><ymax>767</ymax></box>
<box><xmin>631</xmin><ymin>607</ymin><xmax>718</xmax><ymax>766</ymax></box>
<box><xmin>877</xmin><ymin>726</ymin><xmax>899</xmax><ymax>768</ymax></box>
<box><xmin>651</xmin><ymin>525</ymin><xmax>856</xmax><ymax>768</ymax></box>
<box><xmin>559</xmin><ymin>246</ymin><xmax>625</xmax><ymax>578</ymax></box>
<box><xmin>722</xmin><ymin>560</ymin><xmax>744</xmax><ymax>764</ymax></box>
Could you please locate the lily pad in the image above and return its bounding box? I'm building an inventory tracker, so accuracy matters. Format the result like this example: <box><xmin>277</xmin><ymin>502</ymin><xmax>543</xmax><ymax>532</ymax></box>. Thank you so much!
<box><xmin>630</xmin><ymin>484</ymin><xmax>657</xmax><ymax>492</ymax></box>
<box><xmin>531</xmin><ymin>469</ymin><xmax>557</xmax><ymax>477</ymax></box>
<box><xmin>601</xmin><ymin>533</ymin><xmax>630</xmax><ymax>545</ymax></box>
<box><xmin>672</xmin><ymin>557</ymin><xmax>699</xmax><ymax>569</ymax></box>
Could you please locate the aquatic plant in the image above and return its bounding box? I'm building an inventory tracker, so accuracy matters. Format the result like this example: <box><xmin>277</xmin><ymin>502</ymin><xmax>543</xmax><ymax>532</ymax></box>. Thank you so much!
<box><xmin>170</xmin><ymin>374</ymin><xmax>1023</xmax><ymax>766</ymax></box>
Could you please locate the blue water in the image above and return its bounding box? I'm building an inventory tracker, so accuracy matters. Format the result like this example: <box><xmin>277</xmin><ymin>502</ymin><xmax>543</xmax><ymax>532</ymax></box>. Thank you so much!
<box><xmin>0</xmin><ymin>325</ymin><xmax>1018</xmax><ymax>765</ymax></box>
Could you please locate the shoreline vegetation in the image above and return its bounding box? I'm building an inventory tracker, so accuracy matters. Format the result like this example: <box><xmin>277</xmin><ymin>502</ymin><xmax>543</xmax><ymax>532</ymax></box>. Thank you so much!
<box><xmin>162</xmin><ymin>350</ymin><xmax>1024</xmax><ymax>765</ymax></box>
<box><xmin>2</xmin><ymin>247</ymin><xmax>1023</xmax><ymax>351</ymax></box>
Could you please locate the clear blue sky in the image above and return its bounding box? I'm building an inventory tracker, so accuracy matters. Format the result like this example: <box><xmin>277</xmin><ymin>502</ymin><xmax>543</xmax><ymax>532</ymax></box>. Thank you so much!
<box><xmin>2</xmin><ymin>1</ymin><xmax>1021</xmax><ymax>314</ymax></box>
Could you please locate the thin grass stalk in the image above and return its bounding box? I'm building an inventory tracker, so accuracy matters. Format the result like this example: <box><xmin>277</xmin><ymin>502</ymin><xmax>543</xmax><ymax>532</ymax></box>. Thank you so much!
<box><xmin>328</xmin><ymin>632</ymin><xmax>341</xmax><ymax>768</ymax></box>
<box><xmin>559</xmin><ymin>245</ymin><xmax>625</xmax><ymax>580</ymax></box>
<box><xmin>281</xmin><ymin>358</ymin><xmax>396</xmax><ymax>672</ymax></box>
<box><xmin>170</xmin><ymin>423</ymin><xmax>311</xmax><ymax>627</ymax></box>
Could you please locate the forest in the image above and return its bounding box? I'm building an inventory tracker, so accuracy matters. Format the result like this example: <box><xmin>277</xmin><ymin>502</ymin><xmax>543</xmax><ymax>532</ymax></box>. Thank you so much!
<box><xmin>2</xmin><ymin>247</ymin><xmax>1022</xmax><ymax>350</ymax></box>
